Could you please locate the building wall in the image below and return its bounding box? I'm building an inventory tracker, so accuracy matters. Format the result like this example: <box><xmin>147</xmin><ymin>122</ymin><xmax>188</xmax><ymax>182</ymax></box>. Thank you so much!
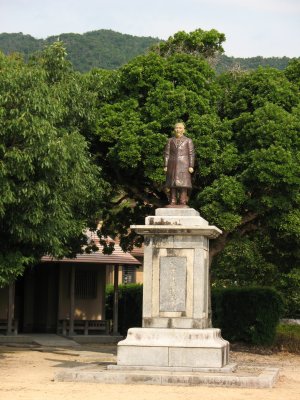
<box><xmin>135</xmin><ymin>266</ymin><xmax>144</xmax><ymax>284</ymax></box>
<box><xmin>58</xmin><ymin>264</ymin><xmax>106</xmax><ymax>320</ymax></box>
<box><xmin>106</xmin><ymin>265</ymin><xmax>125</xmax><ymax>285</ymax></box>
<box><xmin>106</xmin><ymin>265</ymin><xmax>144</xmax><ymax>285</ymax></box>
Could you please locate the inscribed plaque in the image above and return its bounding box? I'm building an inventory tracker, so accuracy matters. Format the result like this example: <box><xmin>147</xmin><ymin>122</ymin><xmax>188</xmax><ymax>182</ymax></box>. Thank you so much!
<box><xmin>159</xmin><ymin>256</ymin><xmax>187</xmax><ymax>312</ymax></box>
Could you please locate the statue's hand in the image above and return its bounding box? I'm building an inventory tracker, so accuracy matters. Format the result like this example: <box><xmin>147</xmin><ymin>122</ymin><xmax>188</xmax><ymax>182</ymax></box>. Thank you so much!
<box><xmin>188</xmin><ymin>167</ymin><xmax>194</xmax><ymax>173</ymax></box>
<box><xmin>164</xmin><ymin>167</ymin><xmax>168</xmax><ymax>172</ymax></box>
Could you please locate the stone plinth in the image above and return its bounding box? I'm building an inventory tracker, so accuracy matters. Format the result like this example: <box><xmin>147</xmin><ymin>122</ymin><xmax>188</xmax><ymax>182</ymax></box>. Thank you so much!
<box><xmin>117</xmin><ymin>327</ymin><xmax>229</xmax><ymax>368</ymax></box>
<box><xmin>115</xmin><ymin>208</ymin><xmax>229</xmax><ymax>370</ymax></box>
<box><xmin>131</xmin><ymin>208</ymin><xmax>221</xmax><ymax>330</ymax></box>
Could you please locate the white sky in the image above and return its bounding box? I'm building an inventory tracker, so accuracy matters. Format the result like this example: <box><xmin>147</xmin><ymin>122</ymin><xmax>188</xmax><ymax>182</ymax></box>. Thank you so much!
<box><xmin>0</xmin><ymin>0</ymin><xmax>299</xmax><ymax>57</ymax></box>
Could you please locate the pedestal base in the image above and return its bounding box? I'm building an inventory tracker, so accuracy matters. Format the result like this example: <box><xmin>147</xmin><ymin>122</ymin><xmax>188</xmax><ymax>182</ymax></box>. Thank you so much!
<box><xmin>117</xmin><ymin>327</ymin><xmax>229</xmax><ymax>369</ymax></box>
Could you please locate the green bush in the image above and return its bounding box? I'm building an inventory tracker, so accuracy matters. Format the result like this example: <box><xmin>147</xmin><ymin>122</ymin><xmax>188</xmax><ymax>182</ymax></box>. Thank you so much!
<box><xmin>277</xmin><ymin>269</ymin><xmax>300</xmax><ymax>318</ymax></box>
<box><xmin>212</xmin><ymin>287</ymin><xmax>284</xmax><ymax>345</ymax></box>
<box><xmin>106</xmin><ymin>284</ymin><xmax>284</xmax><ymax>344</ymax></box>
<box><xmin>106</xmin><ymin>284</ymin><xmax>143</xmax><ymax>334</ymax></box>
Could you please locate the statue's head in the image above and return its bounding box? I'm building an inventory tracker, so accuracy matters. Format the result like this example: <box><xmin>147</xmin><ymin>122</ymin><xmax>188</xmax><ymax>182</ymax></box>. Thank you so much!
<box><xmin>174</xmin><ymin>122</ymin><xmax>185</xmax><ymax>138</ymax></box>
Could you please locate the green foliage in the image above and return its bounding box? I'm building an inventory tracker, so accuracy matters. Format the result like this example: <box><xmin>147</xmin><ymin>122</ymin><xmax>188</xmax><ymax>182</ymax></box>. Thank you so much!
<box><xmin>85</xmin><ymin>34</ymin><xmax>300</xmax><ymax>320</ymax></box>
<box><xmin>106</xmin><ymin>284</ymin><xmax>284</xmax><ymax>344</ymax></box>
<box><xmin>0</xmin><ymin>33</ymin><xmax>43</xmax><ymax>59</ymax></box>
<box><xmin>215</xmin><ymin>55</ymin><xmax>298</xmax><ymax>75</ymax></box>
<box><xmin>106</xmin><ymin>284</ymin><xmax>143</xmax><ymax>334</ymax></box>
<box><xmin>0</xmin><ymin>44</ymin><xmax>108</xmax><ymax>285</ymax></box>
<box><xmin>198</xmin><ymin>176</ymin><xmax>246</xmax><ymax>231</ymax></box>
<box><xmin>275</xmin><ymin>324</ymin><xmax>300</xmax><ymax>353</ymax></box>
<box><xmin>0</xmin><ymin>252</ymin><xmax>33</xmax><ymax>286</ymax></box>
<box><xmin>1</xmin><ymin>31</ymin><xmax>297</xmax><ymax>74</ymax></box>
<box><xmin>212</xmin><ymin>287</ymin><xmax>284</xmax><ymax>345</ymax></box>
<box><xmin>284</xmin><ymin>59</ymin><xmax>300</xmax><ymax>90</ymax></box>
<box><xmin>30</xmin><ymin>41</ymin><xmax>72</xmax><ymax>83</ymax></box>
<box><xmin>211</xmin><ymin>236</ymin><xmax>278</xmax><ymax>286</ymax></box>
<box><xmin>0</xmin><ymin>30</ymin><xmax>160</xmax><ymax>72</ymax></box>
<box><xmin>219</xmin><ymin>67</ymin><xmax>298</xmax><ymax>118</ymax></box>
<box><xmin>277</xmin><ymin>324</ymin><xmax>300</xmax><ymax>338</ymax></box>
<box><xmin>210</xmin><ymin>66</ymin><xmax>300</xmax><ymax>316</ymax></box>
<box><xmin>276</xmin><ymin>269</ymin><xmax>300</xmax><ymax>318</ymax></box>
<box><xmin>89</xmin><ymin>48</ymin><xmax>223</xmax><ymax>249</ymax></box>
<box><xmin>151</xmin><ymin>28</ymin><xmax>225</xmax><ymax>59</ymax></box>
<box><xmin>1</xmin><ymin>30</ymin><xmax>299</xmax><ymax>318</ymax></box>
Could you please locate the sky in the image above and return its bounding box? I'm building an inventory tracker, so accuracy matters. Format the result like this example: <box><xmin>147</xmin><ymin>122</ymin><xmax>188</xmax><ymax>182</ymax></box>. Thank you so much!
<box><xmin>0</xmin><ymin>0</ymin><xmax>299</xmax><ymax>58</ymax></box>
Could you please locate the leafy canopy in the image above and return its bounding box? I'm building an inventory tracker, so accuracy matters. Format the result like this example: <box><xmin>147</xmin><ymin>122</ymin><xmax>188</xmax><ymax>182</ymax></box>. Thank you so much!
<box><xmin>86</xmin><ymin>31</ymin><xmax>299</xmax><ymax>316</ymax></box>
<box><xmin>151</xmin><ymin>28</ymin><xmax>225</xmax><ymax>59</ymax></box>
<box><xmin>0</xmin><ymin>43</ymin><xmax>107</xmax><ymax>285</ymax></box>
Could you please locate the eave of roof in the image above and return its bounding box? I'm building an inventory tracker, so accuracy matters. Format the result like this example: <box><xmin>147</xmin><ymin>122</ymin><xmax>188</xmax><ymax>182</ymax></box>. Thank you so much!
<box><xmin>41</xmin><ymin>230</ymin><xmax>141</xmax><ymax>265</ymax></box>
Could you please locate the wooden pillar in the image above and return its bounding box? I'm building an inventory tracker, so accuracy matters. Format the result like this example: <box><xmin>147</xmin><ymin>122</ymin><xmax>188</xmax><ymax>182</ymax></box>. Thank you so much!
<box><xmin>69</xmin><ymin>266</ymin><xmax>75</xmax><ymax>336</ymax></box>
<box><xmin>113</xmin><ymin>265</ymin><xmax>119</xmax><ymax>335</ymax></box>
<box><xmin>7</xmin><ymin>282</ymin><xmax>15</xmax><ymax>335</ymax></box>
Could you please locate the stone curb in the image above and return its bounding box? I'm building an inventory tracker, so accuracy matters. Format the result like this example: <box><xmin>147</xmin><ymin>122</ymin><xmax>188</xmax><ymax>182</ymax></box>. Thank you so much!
<box><xmin>54</xmin><ymin>365</ymin><xmax>280</xmax><ymax>388</ymax></box>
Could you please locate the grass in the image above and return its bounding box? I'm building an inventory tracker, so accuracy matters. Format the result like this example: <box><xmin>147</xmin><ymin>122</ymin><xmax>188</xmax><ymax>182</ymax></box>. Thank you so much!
<box><xmin>232</xmin><ymin>324</ymin><xmax>300</xmax><ymax>354</ymax></box>
<box><xmin>277</xmin><ymin>324</ymin><xmax>300</xmax><ymax>337</ymax></box>
<box><xmin>275</xmin><ymin>324</ymin><xmax>300</xmax><ymax>353</ymax></box>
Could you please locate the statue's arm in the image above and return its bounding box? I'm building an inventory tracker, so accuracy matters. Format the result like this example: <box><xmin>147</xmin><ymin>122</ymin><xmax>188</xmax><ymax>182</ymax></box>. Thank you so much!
<box><xmin>164</xmin><ymin>140</ymin><xmax>170</xmax><ymax>171</ymax></box>
<box><xmin>188</xmin><ymin>139</ymin><xmax>195</xmax><ymax>169</ymax></box>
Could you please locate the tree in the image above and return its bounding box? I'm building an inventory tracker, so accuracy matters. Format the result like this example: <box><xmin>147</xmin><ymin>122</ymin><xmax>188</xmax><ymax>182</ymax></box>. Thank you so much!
<box><xmin>0</xmin><ymin>30</ymin><xmax>160</xmax><ymax>72</ymax></box>
<box><xmin>151</xmin><ymin>28</ymin><xmax>225</xmax><ymax>61</ymax></box>
<box><xmin>87</xmin><ymin>31</ymin><xmax>299</xmax><ymax>315</ymax></box>
<box><xmin>87</xmin><ymin>44</ymin><xmax>222</xmax><ymax>249</ymax></box>
<box><xmin>0</xmin><ymin>43</ymin><xmax>108</xmax><ymax>285</ymax></box>
<box><xmin>208</xmin><ymin>66</ymin><xmax>300</xmax><ymax>315</ymax></box>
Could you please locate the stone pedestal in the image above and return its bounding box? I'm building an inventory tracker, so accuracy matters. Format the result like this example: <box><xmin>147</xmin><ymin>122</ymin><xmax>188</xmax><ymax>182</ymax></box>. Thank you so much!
<box><xmin>54</xmin><ymin>207</ymin><xmax>279</xmax><ymax>388</ymax></box>
<box><xmin>116</xmin><ymin>327</ymin><xmax>229</xmax><ymax>369</ymax></box>
<box><xmin>117</xmin><ymin>208</ymin><xmax>230</xmax><ymax>370</ymax></box>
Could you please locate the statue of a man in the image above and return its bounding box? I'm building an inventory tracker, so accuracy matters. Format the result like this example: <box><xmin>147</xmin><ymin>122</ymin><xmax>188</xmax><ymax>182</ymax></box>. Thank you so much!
<box><xmin>164</xmin><ymin>122</ymin><xmax>195</xmax><ymax>206</ymax></box>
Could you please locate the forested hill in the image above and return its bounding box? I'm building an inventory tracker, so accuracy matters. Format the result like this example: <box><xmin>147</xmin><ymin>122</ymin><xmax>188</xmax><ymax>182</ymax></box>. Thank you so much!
<box><xmin>215</xmin><ymin>54</ymin><xmax>294</xmax><ymax>74</ymax></box>
<box><xmin>0</xmin><ymin>30</ymin><xmax>160</xmax><ymax>71</ymax></box>
<box><xmin>0</xmin><ymin>30</ymin><xmax>297</xmax><ymax>72</ymax></box>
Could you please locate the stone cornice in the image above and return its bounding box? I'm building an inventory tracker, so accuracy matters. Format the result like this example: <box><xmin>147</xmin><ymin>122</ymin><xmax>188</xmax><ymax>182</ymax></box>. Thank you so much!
<box><xmin>130</xmin><ymin>225</ymin><xmax>222</xmax><ymax>239</ymax></box>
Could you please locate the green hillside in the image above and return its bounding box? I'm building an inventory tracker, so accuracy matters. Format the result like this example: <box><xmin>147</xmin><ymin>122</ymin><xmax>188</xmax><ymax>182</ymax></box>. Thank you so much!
<box><xmin>0</xmin><ymin>30</ymin><xmax>160</xmax><ymax>71</ymax></box>
<box><xmin>0</xmin><ymin>32</ymin><xmax>43</xmax><ymax>56</ymax></box>
<box><xmin>0</xmin><ymin>30</ymin><xmax>297</xmax><ymax>72</ymax></box>
<box><xmin>216</xmin><ymin>54</ymin><xmax>294</xmax><ymax>74</ymax></box>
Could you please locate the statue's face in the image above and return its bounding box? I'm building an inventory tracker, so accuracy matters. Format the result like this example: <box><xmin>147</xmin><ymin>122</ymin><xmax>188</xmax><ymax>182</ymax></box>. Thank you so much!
<box><xmin>174</xmin><ymin>123</ymin><xmax>185</xmax><ymax>138</ymax></box>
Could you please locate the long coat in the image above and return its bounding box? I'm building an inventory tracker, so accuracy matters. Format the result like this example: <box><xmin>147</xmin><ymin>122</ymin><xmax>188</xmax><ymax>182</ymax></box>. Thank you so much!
<box><xmin>164</xmin><ymin>135</ymin><xmax>195</xmax><ymax>189</ymax></box>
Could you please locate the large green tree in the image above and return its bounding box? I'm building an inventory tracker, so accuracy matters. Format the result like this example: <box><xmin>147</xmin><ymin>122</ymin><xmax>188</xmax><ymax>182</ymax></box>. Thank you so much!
<box><xmin>88</xmin><ymin>48</ymin><xmax>223</xmax><ymax>249</ymax></box>
<box><xmin>0</xmin><ymin>43</ymin><xmax>107</xmax><ymax>285</ymax></box>
<box><xmin>151</xmin><ymin>28</ymin><xmax>225</xmax><ymax>60</ymax></box>
<box><xmin>2</xmin><ymin>31</ymin><xmax>298</xmax><ymax>315</ymax></box>
<box><xmin>87</xmin><ymin>31</ymin><xmax>299</xmax><ymax>315</ymax></box>
<box><xmin>210</xmin><ymin>65</ymin><xmax>300</xmax><ymax>315</ymax></box>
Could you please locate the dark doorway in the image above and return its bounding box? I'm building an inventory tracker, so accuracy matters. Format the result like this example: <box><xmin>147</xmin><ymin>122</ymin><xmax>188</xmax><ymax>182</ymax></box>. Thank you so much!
<box><xmin>16</xmin><ymin>263</ymin><xmax>59</xmax><ymax>333</ymax></box>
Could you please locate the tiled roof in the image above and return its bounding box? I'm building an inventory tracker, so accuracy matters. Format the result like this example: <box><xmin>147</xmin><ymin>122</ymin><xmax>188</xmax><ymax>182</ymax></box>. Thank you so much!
<box><xmin>113</xmin><ymin>237</ymin><xmax>144</xmax><ymax>258</ymax></box>
<box><xmin>41</xmin><ymin>230</ymin><xmax>141</xmax><ymax>265</ymax></box>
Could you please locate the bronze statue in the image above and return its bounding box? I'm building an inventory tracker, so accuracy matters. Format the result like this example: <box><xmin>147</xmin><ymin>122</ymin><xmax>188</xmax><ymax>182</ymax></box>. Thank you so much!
<box><xmin>164</xmin><ymin>122</ymin><xmax>195</xmax><ymax>206</ymax></box>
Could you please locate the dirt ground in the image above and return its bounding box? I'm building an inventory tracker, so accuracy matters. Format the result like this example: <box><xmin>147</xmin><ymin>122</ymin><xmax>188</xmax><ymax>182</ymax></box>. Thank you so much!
<box><xmin>0</xmin><ymin>343</ymin><xmax>299</xmax><ymax>400</ymax></box>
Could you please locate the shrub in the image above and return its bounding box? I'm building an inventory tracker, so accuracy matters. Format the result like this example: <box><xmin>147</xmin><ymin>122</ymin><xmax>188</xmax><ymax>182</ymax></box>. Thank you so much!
<box><xmin>106</xmin><ymin>283</ymin><xmax>143</xmax><ymax>334</ymax></box>
<box><xmin>106</xmin><ymin>284</ymin><xmax>284</xmax><ymax>344</ymax></box>
<box><xmin>277</xmin><ymin>269</ymin><xmax>300</xmax><ymax>318</ymax></box>
<box><xmin>212</xmin><ymin>287</ymin><xmax>284</xmax><ymax>345</ymax></box>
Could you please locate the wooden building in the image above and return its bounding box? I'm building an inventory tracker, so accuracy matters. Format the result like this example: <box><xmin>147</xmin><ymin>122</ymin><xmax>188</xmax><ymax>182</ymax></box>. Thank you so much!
<box><xmin>0</xmin><ymin>232</ymin><xmax>141</xmax><ymax>336</ymax></box>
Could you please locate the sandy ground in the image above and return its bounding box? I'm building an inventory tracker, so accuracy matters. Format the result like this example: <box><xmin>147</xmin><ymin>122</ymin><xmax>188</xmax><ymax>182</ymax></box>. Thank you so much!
<box><xmin>0</xmin><ymin>343</ymin><xmax>299</xmax><ymax>400</ymax></box>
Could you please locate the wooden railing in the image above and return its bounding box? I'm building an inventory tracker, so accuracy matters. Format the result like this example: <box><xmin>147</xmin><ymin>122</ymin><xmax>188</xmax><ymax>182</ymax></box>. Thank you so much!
<box><xmin>0</xmin><ymin>319</ymin><xmax>18</xmax><ymax>335</ymax></box>
<box><xmin>57</xmin><ymin>319</ymin><xmax>109</xmax><ymax>336</ymax></box>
